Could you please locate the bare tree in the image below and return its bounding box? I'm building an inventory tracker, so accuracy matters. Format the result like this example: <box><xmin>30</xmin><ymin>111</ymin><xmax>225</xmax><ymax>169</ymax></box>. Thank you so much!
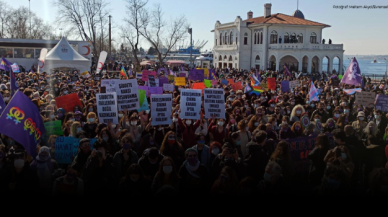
<box><xmin>139</xmin><ymin>4</ymin><xmax>188</xmax><ymax>65</ymax></box>
<box><xmin>54</xmin><ymin>0</ymin><xmax>110</xmax><ymax>57</ymax></box>
<box><xmin>121</xmin><ymin>0</ymin><xmax>149</xmax><ymax>66</ymax></box>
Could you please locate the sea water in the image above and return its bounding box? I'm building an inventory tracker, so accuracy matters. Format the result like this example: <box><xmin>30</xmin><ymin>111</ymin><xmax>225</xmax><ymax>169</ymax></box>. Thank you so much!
<box><xmin>322</xmin><ymin>59</ymin><xmax>388</xmax><ymax>75</ymax></box>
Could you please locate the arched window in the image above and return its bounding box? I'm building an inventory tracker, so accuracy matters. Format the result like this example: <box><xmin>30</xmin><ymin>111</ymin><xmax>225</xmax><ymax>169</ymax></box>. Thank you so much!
<box><xmin>219</xmin><ymin>55</ymin><xmax>222</xmax><ymax>61</ymax></box>
<box><xmin>230</xmin><ymin>31</ymin><xmax>233</xmax><ymax>44</ymax></box>
<box><xmin>260</xmin><ymin>32</ymin><xmax>263</xmax><ymax>44</ymax></box>
<box><xmin>229</xmin><ymin>55</ymin><xmax>233</xmax><ymax>61</ymax></box>
<box><xmin>244</xmin><ymin>33</ymin><xmax>248</xmax><ymax>45</ymax></box>
<box><xmin>224</xmin><ymin>55</ymin><xmax>227</xmax><ymax>60</ymax></box>
<box><xmin>284</xmin><ymin>32</ymin><xmax>289</xmax><ymax>43</ymax></box>
<box><xmin>254</xmin><ymin>32</ymin><xmax>257</xmax><ymax>44</ymax></box>
<box><xmin>310</xmin><ymin>32</ymin><xmax>317</xmax><ymax>43</ymax></box>
<box><xmin>298</xmin><ymin>33</ymin><xmax>303</xmax><ymax>43</ymax></box>
<box><xmin>270</xmin><ymin>31</ymin><xmax>278</xmax><ymax>44</ymax></box>
<box><xmin>225</xmin><ymin>34</ymin><xmax>228</xmax><ymax>45</ymax></box>
<box><xmin>255</xmin><ymin>55</ymin><xmax>260</xmax><ymax>62</ymax></box>
<box><xmin>220</xmin><ymin>33</ymin><xmax>222</xmax><ymax>45</ymax></box>
<box><xmin>291</xmin><ymin>33</ymin><xmax>296</xmax><ymax>43</ymax></box>
<box><xmin>257</xmin><ymin>32</ymin><xmax>260</xmax><ymax>44</ymax></box>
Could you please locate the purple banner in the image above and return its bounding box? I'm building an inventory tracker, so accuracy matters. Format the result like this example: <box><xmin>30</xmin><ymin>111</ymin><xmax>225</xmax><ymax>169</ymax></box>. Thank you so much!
<box><xmin>375</xmin><ymin>94</ymin><xmax>388</xmax><ymax>112</ymax></box>
<box><xmin>189</xmin><ymin>69</ymin><xmax>204</xmax><ymax>81</ymax></box>
<box><xmin>158</xmin><ymin>77</ymin><xmax>169</xmax><ymax>87</ymax></box>
<box><xmin>149</xmin><ymin>87</ymin><xmax>163</xmax><ymax>95</ymax></box>
<box><xmin>281</xmin><ymin>80</ymin><xmax>289</xmax><ymax>92</ymax></box>
<box><xmin>179</xmin><ymin>73</ymin><xmax>186</xmax><ymax>77</ymax></box>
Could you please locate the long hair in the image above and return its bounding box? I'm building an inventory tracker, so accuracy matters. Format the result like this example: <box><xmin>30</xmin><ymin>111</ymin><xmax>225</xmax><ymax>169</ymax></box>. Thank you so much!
<box><xmin>364</xmin><ymin>121</ymin><xmax>379</xmax><ymax>136</ymax></box>
<box><xmin>155</xmin><ymin>156</ymin><xmax>180</xmax><ymax>181</ymax></box>
<box><xmin>290</xmin><ymin>104</ymin><xmax>305</xmax><ymax>120</ymax></box>
<box><xmin>315</xmin><ymin>133</ymin><xmax>330</xmax><ymax>151</ymax></box>
<box><xmin>291</xmin><ymin>121</ymin><xmax>304</xmax><ymax>136</ymax></box>
<box><xmin>160</xmin><ymin>131</ymin><xmax>183</xmax><ymax>154</ymax></box>
<box><xmin>70</xmin><ymin>121</ymin><xmax>81</xmax><ymax>137</ymax></box>
<box><xmin>270</xmin><ymin>140</ymin><xmax>291</xmax><ymax>161</ymax></box>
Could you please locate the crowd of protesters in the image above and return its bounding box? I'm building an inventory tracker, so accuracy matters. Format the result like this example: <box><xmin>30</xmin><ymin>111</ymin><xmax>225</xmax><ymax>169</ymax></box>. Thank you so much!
<box><xmin>0</xmin><ymin>63</ymin><xmax>387</xmax><ymax>197</ymax></box>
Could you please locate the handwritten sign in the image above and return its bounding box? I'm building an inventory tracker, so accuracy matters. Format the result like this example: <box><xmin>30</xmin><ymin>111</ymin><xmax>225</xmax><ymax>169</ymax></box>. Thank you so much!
<box><xmin>96</xmin><ymin>93</ymin><xmax>118</xmax><ymax>124</ymax></box>
<box><xmin>180</xmin><ymin>89</ymin><xmax>201</xmax><ymax>120</ymax></box>
<box><xmin>55</xmin><ymin>137</ymin><xmax>77</xmax><ymax>164</ymax></box>
<box><xmin>44</xmin><ymin>121</ymin><xmax>63</xmax><ymax>136</ymax></box>
<box><xmin>267</xmin><ymin>78</ymin><xmax>276</xmax><ymax>90</ymax></box>
<box><xmin>281</xmin><ymin>80</ymin><xmax>290</xmax><ymax>92</ymax></box>
<box><xmin>375</xmin><ymin>94</ymin><xmax>388</xmax><ymax>112</ymax></box>
<box><xmin>151</xmin><ymin>94</ymin><xmax>172</xmax><ymax>126</ymax></box>
<box><xmin>149</xmin><ymin>87</ymin><xmax>163</xmax><ymax>95</ymax></box>
<box><xmin>159</xmin><ymin>77</ymin><xmax>169</xmax><ymax>87</ymax></box>
<box><xmin>231</xmin><ymin>82</ymin><xmax>242</xmax><ymax>91</ymax></box>
<box><xmin>142</xmin><ymin>70</ymin><xmax>156</xmax><ymax>81</ymax></box>
<box><xmin>163</xmin><ymin>83</ymin><xmax>174</xmax><ymax>92</ymax></box>
<box><xmin>149</xmin><ymin>75</ymin><xmax>156</xmax><ymax>87</ymax></box>
<box><xmin>175</xmin><ymin>77</ymin><xmax>186</xmax><ymax>86</ymax></box>
<box><xmin>189</xmin><ymin>69</ymin><xmax>204</xmax><ymax>81</ymax></box>
<box><xmin>55</xmin><ymin>93</ymin><xmax>83</xmax><ymax>112</ymax></box>
<box><xmin>101</xmin><ymin>79</ymin><xmax>118</xmax><ymax>93</ymax></box>
<box><xmin>289</xmin><ymin>80</ymin><xmax>301</xmax><ymax>89</ymax></box>
<box><xmin>204</xmin><ymin>88</ymin><xmax>225</xmax><ymax>119</ymax></box>
<box><xmin>115</xmin><ymin>79</ymin><xmax>139</xmax><ymax>110</ymax></box>
<box><xmin>355</xmin><ymin>91</ymin><xmax>376</xmax><ymax>107</ymax></box>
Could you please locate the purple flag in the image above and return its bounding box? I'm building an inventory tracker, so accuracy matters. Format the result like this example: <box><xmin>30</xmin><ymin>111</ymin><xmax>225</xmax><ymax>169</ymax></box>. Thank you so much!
<box><xmin>283</xmin><ymin>64</ymin><xmax>291</xmax><ymax>77</ymax></box>
<box><xmin>341</xmin><ymin>57</ymin><xmax>362</xmax><ymax>86</ymax></box>
<box><xmin>0</xmin><ymin>57</ymin><xmax>12</xmax><ymax>71</ymax></box>
<box><xmin>10</xmin><ymin>68</ymin><xmax>18</xmax><ymax>95</ymax></box>
<box><xmin>0</xmin><ymin>94</ymin><xmax>6</xmax><ymax>115</ymax></box>
<box><xmin>0</xmin><ymin>91</ymin><xmax>46</xmax><ymax>156</ymax></box>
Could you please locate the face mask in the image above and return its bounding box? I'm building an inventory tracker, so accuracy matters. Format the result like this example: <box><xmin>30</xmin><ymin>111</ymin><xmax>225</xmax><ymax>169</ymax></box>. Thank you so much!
<box><xmin>254</xmin><ymin>104</ymin><xmax>258</xmax><ymax>108</ymax></box>
<box><xmin>3</xmin><ymin>97</ymin><xmax>9</xmax><ymax>101</ymax></box>
<box><xmin>173</xmin><ymin>118</ymin><xmax>177</xmax><ymax>122</ymax></box>
<box><xmin>119</xmin><ymin>114</ymin><xmax>124</xmax><ymax>118</ymax></box>
<box><xmin>50</xmin><ymin>114</ymin><xmax>55</xmax><ymax>119</ymax></box>
<box><xmin>88</xmin><ymin>118</ymin><xmax>95</xmax><ymax>123</ymax></box>
<box><xmin>245</xmin><ymin>105</ymin><xmax>248</xmax><ymax>108</ymax></box>
<box><xmin>359</xmin><ymin>117</ymin><xmax>364</xmax><ymax>121</ymax></box>
<box><xmin>198</xmin><ymin>140</ymin><xmax>205</xmax><ymax>144</ymax></box>
<box><xmin>334</xmin><ymin>114</ymin><xmax>340</xmax><ymax>118</ymax></box>
<box><xmin>186</xmin><ymin>120</ymin><xmax>192</xmax><ymax>125</ymax></box>
<box><xmin>125</xmin><ymin>121</ymin><xmax>130</xmax><ymax>126</ymax></box>
<box><xmin>131</xmin><ymin>121</ymin><xmax>137</xmax><ymax>126</ymax></box>
<box><xmin>236</xmin><ymin>141</ymin><xmax>241</xmax><ymax>145</ymax></box>
<box><xmin>227</xmin><ymin>104</ymin><xmax>231</xmax><ymax>108</ymax></box>
<box><xmin>64</xmin><ymin>91</ymin><xmax>68</xmax><ymax>94</ymax></box>
<box><xmin>103</xmin><ymin>136</ymin><xmax>109</xmax><ymax>142</ymax></box>
<box><xmin>88</xmin><ymin>108</ymin><xmax>93</xmax><ymax>112</ymax></box>
<box><xmin>270</xmin><ymin>104</ymin><xmax>275</xmax><ymax>107</ymax></box>
<box><xmin>264</xmin><ymin>172</ymin><xmax>274</xmax><ymax>182</ymax></box>
<box><xmin>230</xmin><ymin>119</ymin><xmax>236</xmax><ymax>124</ymax></box>
<box><xmin>344</xmin><ymin>109</ymin><xmax>349</xmax><ymax>114</ymax></box>
<box><xmin>75</xmin><ymin>116</ymin><xmax>81</xmax><ymax>121</ymax></box>
<box><xmin>327</xmin><ymin>106</ymin><xmax>331</xmax><ymax>110</ymax></box>
<box><xmin>295</xmin><ymin>126</ymin><xmax>300</xmax><ymax>131</ymax></box>
<box><xmin>296</xmin><ymin>111</ymin><xmax>301</xmax><ymax>115</ymax></box>
<box><xmin>287</xmin><ymin>110</ymin><xmax>291</xmax><ymax>114</ymax></box>
<box><xmin>163</xmin><ymin>166</ymin><xmax>172</xmax><ymax>174</ymax></box>
<box><xmin>122</xmin><ymin>143</ymin><xmax>130</xmax><ymax>150</ymax></box>
<box><xmin>218</xmin><ymin>122</ymin><xmax>224</xmax><ymax>126</ymax></box>
<box><xmin>314</xmin><ymin>119</ymin><xmax>320</xmax><ymax>123</ymax></box>
<box><xmin>228</xmin><ymin>98</ymin><xmax>233</xmax><ymax>101</ymax></box>
<box><xmin>77</xmin><ymin>127</ymin><xmax>82</xmax><ymax>132</ymax></box>
<box><xmin>188</xmin><ymin>158</ymin><xmax>198</xmax><ymax>165</ymax></box>
<box><xmin>375</xmin><ymin>115</ymin><xmax>380</xmax><ymax>119</ymax></box>
<box><xmin>211</xmin><ymin>148</ymin><xmax>220</xmax><ymax>155</ymax></box>
<box><xmin>341</xmin><ymin>153</ymin><xmax>347</xmax><ymax>160</ymax></box>
<box><xmin>291</xmin><ymin>102</ymin><xmax>295</xmax><ymax>105</ymax></box>
<box><xmin>14</xmin><ymin>159</ymin><xmax>24</xmax><ymax>168</ymax></box>
<box><xmin>282</xmin><ymin>121</ymin><xmax>287</xmax><ymax>125</ymax></box>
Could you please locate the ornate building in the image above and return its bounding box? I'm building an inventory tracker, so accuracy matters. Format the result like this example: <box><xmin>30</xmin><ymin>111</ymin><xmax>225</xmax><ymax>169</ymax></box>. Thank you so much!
<box><xmin>212</xmin><ymin>3</ymin><xmax>344</xmax><ymax>73</ymax></box>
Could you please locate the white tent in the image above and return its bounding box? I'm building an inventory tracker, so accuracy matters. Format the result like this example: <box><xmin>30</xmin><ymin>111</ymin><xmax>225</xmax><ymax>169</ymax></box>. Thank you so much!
<box><xmin>43</xmin><ymin>36</ymin><xmax>91</xmax><ymax>73</ymax></box>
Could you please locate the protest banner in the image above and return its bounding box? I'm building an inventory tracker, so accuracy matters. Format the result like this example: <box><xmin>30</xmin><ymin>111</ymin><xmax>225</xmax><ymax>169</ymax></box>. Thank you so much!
<box><xmin>231</xmin><ymin>82</ymin><xmax>242</xmax><ymax>91</ymax></box>
<box><xmin>189</xmin><ymin>69</ymin><xmax>204</xmax><ymax>81</ymax></box>
<box><xmin>159</xmin><ymin>77</ymin><xmax>169</xmax><ymax>87</ymax></box>
<box><xmin>227</xmin><ymin>79</ymin><xmax>235</xmax><ymax>85</ymax></box>
<box><xmin>151</xmin><ymin>94</ymin><xmax>172</xmax><ymax>126</ymax></box>
<box><xmin>204</xmin><ymin>79</ymin><xmax>212</xmax><ymax>88</ymax></box>
<box><xmin>115</xmin><ymin>79</ymin><xmax>140</xmax><ymax>110</ymax></box>
<box><xmin>355</xmin><ymin>91</ymin><xmax>376</xmax><ymax>107</ymax></box>
<box><xmin>44</xmin><ymin>121</ymin><xmax>63</xmax><ymax>136</ymax></box>
<box><xmin>163</xmin><ymin>83</ymin><xmax>174</xmax><ymax>92</ymax></box>
<box><xmin>81</xmin><ymin>71</ymin><xmax>90</xmax><ymax>78</ymax></box>
<box><xmin>142</xmin><ymin>70</ymin><xmax>150</xmax><ymax>81</ymax></box>
<box><xmin>101</xmin><ymin>79</ymin><xmax>119</xmax><ymax>93</ymax></box>
<box><xmin>136</xmin><ymin>72</ymin><xmax>142</xmax><ymax>79</ymax></box>
<box><xmin>180</xmin><ymin>89</ymin><xmax>201</xmax><ymax>120</ymax></box>
<box><xmin>281</xmin><ymin>80</ymin><xmax>290</xmax><ymax>92</ymax></box>
<box><xmin>55</xmin><ymin>93</ymin><xmax>83</xmax><ymax>112</ymax></box>
<box><xmin>260</xmin><ymin>83</ymin><xmax>268</xmax><ymax>91</ymax></box>
<box><xmin>168</xmin><ymin>75</ymin><xmax>175</xmax><ymax>82</ymax></box>
<box><xmin>212</xmin><ymin>80</ymin><xmax>218</xmax><ymax>86</ymax></box>
<box><xmin>197</xmin><ymin>68</ymin><xmax>209</xmax><ymax>78</ymax></box>
<box><xmin>267</xmin><ymin>78</ymin><xmax>276</xmax><ymax>90</ymax></box>
<box><xmin>204</xmin><ymin>88</ymin><xmax>225</xmax><ymax>119</ymax></box>
<box><xmin>192</xmin><ymin>82</ymin><xmax>206</xmax><ymax>91</ymax></box>
<box><xmin>137</xmin><ymin>91</ymin><xmax>149</xmax><ymax>112</ymax></box>
<box><xmin>289</xmin><ymin>80</ymin><xmax>301</xmax><ymax>89</ymax></box>
<box><xmin>221</xmin><ymin>79</ymin><xmax>228</xmax><ymax>85</ymax></box>
<box><xmin>149</xmin><ymin>75</ymin><xmax>157</xmax><ymax>87</ymax></box>
<box><xmin>175</xmin><ymin>77</ymin><xmax>186</xmax><ymax>86</ymax></box>
<box><xmin>55</xmin><ymin>137</ymin><xmax>77</xmax><ymax>164</ymax></box>
<box><xmin>375</xmin><ymin>94</ymin><xmax>388</xmax><ymax>112</ymax></box>
<box><xmin>139</xmin><ymin>86</ymin><xmax>150</xmax><ymax>97</ymax></box>
<box><xmin>149</xmin><ymin>87</ymin><xmax>163</xmax><ymax>95</ymax></box>
<box><xmin>179</xmin><ymin>73</ymin><xmax>186</xmax><ymax>77</ymax></box>
<box><xmin>96</xmin><ymin>93</ymin><xmax>118</xmax><ymax>124</ymax></box>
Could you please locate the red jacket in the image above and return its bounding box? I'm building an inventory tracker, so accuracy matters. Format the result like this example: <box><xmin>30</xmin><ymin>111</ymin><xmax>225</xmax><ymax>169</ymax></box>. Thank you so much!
<box><xmin>178</xmin><ymin>118</ymin><xmax>200</xmax><ymax>149</ymax></box>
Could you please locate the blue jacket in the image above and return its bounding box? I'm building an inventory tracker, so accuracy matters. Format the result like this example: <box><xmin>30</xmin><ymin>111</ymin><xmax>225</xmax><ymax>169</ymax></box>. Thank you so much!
<box><xmin>192</xmin><ymin>144</ymin><xmax>211</xmax><ymax>170</ymax></box>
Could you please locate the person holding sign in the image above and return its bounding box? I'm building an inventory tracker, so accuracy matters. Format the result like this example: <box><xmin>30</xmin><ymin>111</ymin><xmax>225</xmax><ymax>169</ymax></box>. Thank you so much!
<box><xmin>112</xmin><ymin>134</ymin><xmax>139</xmax><ymax>184</ymax></box>
<box><xmin>208</xmin><ymin>116</ymin><xmax>227</xmax><ymax>145</ymax></box>
<box><xmin>177</xmin><ymin>117</ymin><xmax>201</xmax><ymax>150</ymax></box>
<box><xmin>160</xmin><ymin>131</ymin><xmax>185</xmax><ymax>168</ymax></box>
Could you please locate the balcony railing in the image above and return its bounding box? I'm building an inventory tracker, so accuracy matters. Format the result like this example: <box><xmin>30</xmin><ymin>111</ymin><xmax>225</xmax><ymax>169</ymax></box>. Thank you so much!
<box><xmin>268</xmin><ymin>43</ymin><xmax>343</xmax><ymax>50</ymax></box>
<box><xmin>213</xmin><ymin>44</ymin><xmax>238</xmax><ymax>51</ymax></box>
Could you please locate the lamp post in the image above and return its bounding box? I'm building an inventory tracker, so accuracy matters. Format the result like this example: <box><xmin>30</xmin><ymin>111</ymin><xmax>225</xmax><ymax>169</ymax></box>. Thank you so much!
<box><xmin>384</xmin><ymin>58</ymin><xmax>387</xmax><ymax>80</ymax></box>
<box><xmin>188</xmin><ymin>28</ymin><xmax>192</xmax><ymax>68</ymax></box>
<box><xmin>108</xmin><ymin>15</ymin><xmax>112</xmax><ymax>61</ymax></box>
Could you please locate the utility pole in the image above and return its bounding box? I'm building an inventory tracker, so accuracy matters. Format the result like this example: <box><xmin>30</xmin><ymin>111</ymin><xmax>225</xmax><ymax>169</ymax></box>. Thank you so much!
<box><xmin>188</xmin><ymin>28</ymin><xmax>192</xmax><ymax>68</ymax></box>
<box><xmin>108</xmin><ymin>15</ymin><xmax>112</xmax><ymax>61</ymax></box>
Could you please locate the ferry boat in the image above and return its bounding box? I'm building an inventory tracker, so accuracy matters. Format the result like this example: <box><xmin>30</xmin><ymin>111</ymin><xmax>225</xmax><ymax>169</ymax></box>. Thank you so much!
<box><xmin>373</xmin><ymin>59</ymin><xmax>377</xmax><ymax>63</ymax></box>
<box><xmin>195</xmin><ymin>51</ymin><xmax>213</xmax><ymax>68</ymax></box>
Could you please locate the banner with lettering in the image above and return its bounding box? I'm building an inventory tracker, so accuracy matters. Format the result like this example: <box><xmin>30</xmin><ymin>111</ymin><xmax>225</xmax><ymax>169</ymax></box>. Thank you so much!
<box><xmin>204</xmin><ymin>88</ymin><xmax>225</xmax><ymax>119</ymax></box>
<box><xmin>96</xmin><ymin>93</ymin><xmax>118</xmax><ymax>124</ymax></box>
<box><xmin>180</xmin><ymin>89</ymin><xmax>201</xmax><ymax>120</ymax></box>
<box><xmin>151</xmin><ymin>94</ymin><xmax>172</xmax><ymax>126</ymax></box>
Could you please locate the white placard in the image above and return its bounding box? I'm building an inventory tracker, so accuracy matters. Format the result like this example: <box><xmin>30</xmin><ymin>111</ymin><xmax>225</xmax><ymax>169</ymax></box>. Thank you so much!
<box><xmin>163</xmin><ymin>83</ymin><xmax>174</xmax><ymax>92</ymax></box>
<box><xmin>151</xmin><ymin>94</ymin><xmax>172</xmax><ymax>126</ymax></box>
<box><xmin>101</xmin><ymin>79</ymin><xmax>119</xmax><ymax>93</ymax></box>
<box><xmin>204</xmin><ymin>88</ymin><xmax>225</xmax><ymax>119</ymax></box>
<box><xmin>96</xmin><ymin>93</ymin><xmax>118</xmax><ymax>124</ymax></box>
<box><xmin>115</xmin><ymin>79</ymin><xmax>140</xmax><ymax>110</ymax></box>
<box><xmin>289</xmin><ymin>80</ymin><xmax>301</xmax><ymax>89</ymax></box>
<box><xmin>180</xmin><ymin>89</ymin><xmax>201</xmax><ymax>120</ymax></box>
<box><xmin>148</xmin><ymin>77</ymin><xmax>159</xmax><ymax>87</ymax></box>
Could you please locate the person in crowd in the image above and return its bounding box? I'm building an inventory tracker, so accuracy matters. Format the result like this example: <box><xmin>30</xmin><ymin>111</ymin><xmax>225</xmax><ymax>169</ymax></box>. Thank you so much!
<box><xmin>52</xmin><ymin>164</ymin><xmax>84</xmax><ymax>197</ymax></box>
<box><xmin>118</xmin><ymin>164</ymin><xmax>150</xmax><ymax>197</ymax></box>
<box><xmin>352</xmin><ymin>111</ymin><xmax>367</xmax><ymax>137</ymax></box>
<box><xmin>82</xmin><ymin>112</ymin><xmax>98</xmax><ymax>138</ymax></box>
<box><xmin>367</xmin><ymin>168</ymin><xmax>388</xmax><ymax>196</ymax></box>
<box><xmin>112</xmin><ymin>134</ymin><xmax>139</xmax><ymax>184</ymax></box>
<box><xmin>72</xmin><ymin>138</ymin><xmax>92</xmax><ymax>175</ymax></box>
<box><xmin>308</xmin><ymin>133</ymin><xmax>330</xmax><ymax>188</ymax></box>
<box><xmin>312</xmin><ymin>164</ymin><xmax>350</xmax><ymax>196</ymax></box>
<box><xmin>212</xmin><ymin>142</ymin><xmax>246</xmax><ymax>181</ymax></box>
<box><xmin>160</xmin><ymin>131</ymin><xmax>185</xmax><ymax>168</ymax></box>
<box><xmin>192</xmin><ymin>133</ymin><xmax>211</xmax><ymax>170</ymax></box>
<box><xmin>269</xmin><ymin>140</ymin><xmax>295</xmax><ymax>185</ymax></box>
<box><xmin>211</xmin><ymin>166</ymin><xmax>239</xmax><ymax>197</ymax></box>
<box><xmin>256</xmin><ymin>161</ymin><xmax>288</xmax><ymax>196</ymax></box>
<box><xmin>291</xmin><ymin>121</ymin><xmax>304</xmax><ymax>137</ymax></box>
<box><xmin>138</xmin><ymin>147</ymin><xmax>164</xmax><ymax>181</ymax></box>
<box><xmin>70</xmin><ymin>121</ymin><xmax>82</xmax><ymax>137</ymax></box>
<box><xmin>178</xmin><ymin>148</ymin><xmax>209</xmax><ymax>196</ymax></box>
<box><xmin>178</xmin><ymin>117</ymin><xmax>200</xmax><ymax>149</ymax></box>
<box><xmin>151</xmin><ymin>156</ymin><xmax>180</xmax><ymax>194</ymax></box>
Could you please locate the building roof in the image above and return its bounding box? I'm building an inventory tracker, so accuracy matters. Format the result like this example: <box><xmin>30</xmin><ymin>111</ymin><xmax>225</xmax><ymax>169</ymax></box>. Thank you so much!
<box><xmin>245</xmin><ymin>13</ymin><xmax>330</xmax><ymax>27</ymax></box>
<box><xmin>292</xmin><ymin>10</ymin><xmax>305</xmax><ymax>19</ymax></box>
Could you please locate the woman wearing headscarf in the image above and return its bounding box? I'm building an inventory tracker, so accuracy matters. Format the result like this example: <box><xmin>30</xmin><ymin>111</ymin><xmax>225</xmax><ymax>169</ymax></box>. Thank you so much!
<box><xmin>30</xmin><ymin>146</ymin><xmax>59</xmax><ymax>194</ymax></box>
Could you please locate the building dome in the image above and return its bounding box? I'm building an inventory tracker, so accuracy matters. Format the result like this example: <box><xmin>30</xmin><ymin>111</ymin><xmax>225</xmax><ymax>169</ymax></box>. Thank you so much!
<box><xmin>292</xmin><ymin>10</ymin><xmax>304</xmax><ymax>19</ymax></box>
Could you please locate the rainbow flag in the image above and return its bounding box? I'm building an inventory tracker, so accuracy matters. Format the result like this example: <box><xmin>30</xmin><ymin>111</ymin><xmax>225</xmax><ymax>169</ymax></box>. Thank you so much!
<box><xmin>250</xmin><ymin>86</ymin><xmax>264</xmax><ymax>95</ymax></box>
<box><xmin>120</xmin><ymin>67</ymin><xmax>128</xmax><ymax>79</ymax></box>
